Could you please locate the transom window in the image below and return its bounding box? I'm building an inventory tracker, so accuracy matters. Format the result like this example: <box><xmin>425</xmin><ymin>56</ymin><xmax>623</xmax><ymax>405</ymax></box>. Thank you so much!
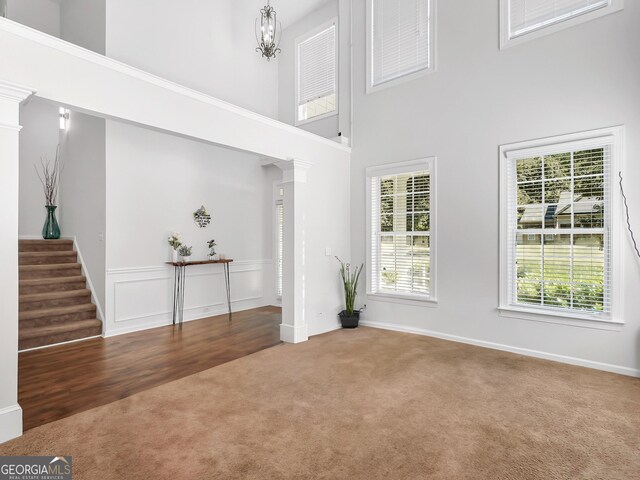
<box><xmin>500</xmin><ymin>128</ymin><xmax>622</xmax><ymax>322</ymax></box>
<box><xmin>367</xmin><ymin>159</ymin><xmax>436</xmax><ymax>300</ymax></box>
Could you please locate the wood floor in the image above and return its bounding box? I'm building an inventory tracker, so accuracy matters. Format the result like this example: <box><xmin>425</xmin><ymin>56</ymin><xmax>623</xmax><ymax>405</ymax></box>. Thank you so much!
<box><xmin>18</xmin><ymin>306</ymin><xmax>282</xmax><ymax>431</ymax></box>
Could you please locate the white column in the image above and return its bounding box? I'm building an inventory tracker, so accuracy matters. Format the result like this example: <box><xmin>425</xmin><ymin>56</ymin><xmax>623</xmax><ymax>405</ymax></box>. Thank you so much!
<box><xmin>276</xmin><ymin>159</ymin><xmax>311</xmax><ymax>343</ymax></box>
<box><xmin>0</xmin><ymin>81</ymin><xmax>35</xmax><ymax>443</ymax></box>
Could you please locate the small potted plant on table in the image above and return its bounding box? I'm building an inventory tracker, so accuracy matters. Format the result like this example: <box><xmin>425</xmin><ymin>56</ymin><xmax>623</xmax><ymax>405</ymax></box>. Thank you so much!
<box><xmin>336</xmin><ymin>257</ymin><xmax>363</xmax><ymax>328</ymax></box>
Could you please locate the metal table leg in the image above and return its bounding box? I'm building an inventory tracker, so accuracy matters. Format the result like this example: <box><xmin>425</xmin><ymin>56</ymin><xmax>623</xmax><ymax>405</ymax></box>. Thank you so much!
<box><xmin>172</xmin><ymin>265</ymin><xmax>187</xmax><ymax>327</ymax></box>
<box><xmin>178</xmin><ymin>265</ymin><xmax>186</xmax><ymax>327</ymax></box>
<box><xmin>224</xmin><ymin>262</ymin><xmax>232</xmax><ymax>322</ymax></box>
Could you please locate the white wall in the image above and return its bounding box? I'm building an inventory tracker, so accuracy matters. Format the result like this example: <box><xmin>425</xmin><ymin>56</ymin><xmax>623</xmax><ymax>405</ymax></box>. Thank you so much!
<box><xmin>6</xmin><ymin>0</ymin><xmax>60</xmax><ymax>37</ymax></box>
<box><xmin>59</xmin><ymin>111</ymin><xmax>106</xmax><ymax>311</ymax></box>
<box><xmin>104</xmin><ymin>120</ymin><xmax>280</xmax><ymax>336</ymax></box>
<box><xmin>60</xmin><ymin>0</ymin><xmax>105</xmax><ymax>54</ymax></box>
<box><xmin>350</xmin><ymin>0</ymin><xmax>640</xmax><ymax>375</ymax></box>
<box><xmin>18</xmin><ymin>99</ymin><xmax>60</xmax><ymax>236</ymax></box>
<box><xmin>105</xmin><ymin>0</ymin><xmax>279</xmax><ymax>118</ymax></box>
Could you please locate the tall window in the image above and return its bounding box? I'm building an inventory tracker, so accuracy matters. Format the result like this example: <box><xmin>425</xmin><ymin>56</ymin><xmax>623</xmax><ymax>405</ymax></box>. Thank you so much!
<box><xmin>367</xmin><ymin>0</ymin><xmax>434</xmax><ymax>93</ymax></box>
<box><xmin>367</xmin><ymin>158</ymin><xmax>436</xmax><ymax>300</ymax></box>
<box><xmin>295</xmin><ymin>20</ymin><xmax>337</xmax><ymax>124</ymax></box>
<box><xmin>276</xmin><ymin>201</ymin><xmax>284</xmax><ymax>298</ymax></box>
<box><xmin>500</xmin><ymin>128</ymin><xmax>622</xmax><ymax>321</ymax></box>
<box><xmin>500</xmin><ymin>0</ymin><xmax>623</xmax><ymax>48</ymax></box>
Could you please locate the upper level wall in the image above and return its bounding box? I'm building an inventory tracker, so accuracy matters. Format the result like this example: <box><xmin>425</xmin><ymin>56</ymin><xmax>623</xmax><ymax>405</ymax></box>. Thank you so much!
<box><xmin>5</xmin><ymin>0</ymin><xmax>60</xmax><ymax>37</ymax></box>
<box><xmin>106</xmin><ymin>0</ymin><xmax>279</xmax><ymax>118</ymax></box>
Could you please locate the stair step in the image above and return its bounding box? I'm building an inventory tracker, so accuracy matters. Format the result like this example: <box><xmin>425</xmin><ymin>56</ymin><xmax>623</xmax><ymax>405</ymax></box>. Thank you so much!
<box><xmin>20</xmin><ymin>303</ymin><xmax>96</xmax><ymax>328</ymax></box>
<box><xmin>19</xmin><ymin>251</ymin><xmax>77</xmax><ymax>265</ymax></box>
<box><xmin>20</xmin><ymin>276</ymin><xmax>87</xmax><ymax>295</ymax></box>
<box><xmin>19</xmin><ymin>319</ymin><xmax>102</xmax><ymax>350</ymax></box>
<box><xmin>20</xmin><ymin>263</ymin><xmax>82</xmax><ymax>279</ymax></box>
<box><xmin>19</xmin><ymin>239</ymin><xmax>74</xmax><ymax>252</ymax></box>
<box><xmin>20</xmin><ymin>289</ymin><xmax>92</xmax><ymax>311</ymax></box>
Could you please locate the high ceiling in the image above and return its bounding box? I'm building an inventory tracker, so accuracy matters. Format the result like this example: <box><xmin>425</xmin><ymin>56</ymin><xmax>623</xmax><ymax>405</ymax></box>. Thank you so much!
<box><xmin>257</xmin><ymin>0</ymin><xmax>332</xmax><ymax>28</ymax></box>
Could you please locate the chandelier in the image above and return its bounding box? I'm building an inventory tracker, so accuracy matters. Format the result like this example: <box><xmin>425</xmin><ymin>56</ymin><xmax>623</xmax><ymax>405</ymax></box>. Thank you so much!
<box><xmin>255</xmin><ymin>1</ymin><xmax>282</xmax><ymax>61</ymax></box>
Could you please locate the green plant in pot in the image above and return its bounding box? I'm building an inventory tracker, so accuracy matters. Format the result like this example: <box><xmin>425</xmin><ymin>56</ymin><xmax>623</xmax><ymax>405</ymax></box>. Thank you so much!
<box><xmin>336</xmin><ymin>257</ymin><xmax>363</xmax><ymax>328</ymax></box>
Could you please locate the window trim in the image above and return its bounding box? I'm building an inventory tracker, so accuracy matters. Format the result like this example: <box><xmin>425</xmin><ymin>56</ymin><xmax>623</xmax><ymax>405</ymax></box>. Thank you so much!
<box><xmin>366</xmin><ymin>157</ymin><xmax>438</xmax><ymax>304</ymax></box>
<box><xmin>499</xmin><ymin>126</ymin><xmax>624</xmax><ymax>325</ymax></box>
<box><xmin>499</xmin><ymin>0</ymin><xmax>624</xmax><ymax>49</ymax></box>
<box><xmin>294</xmin><ymin>18</ymin><xmax>339</xmax><ymax>126</ymax></box>
<box><xmin>366</xmin><ymin>0</ymin><xmax>437</xmax><ymax>94</ymax></box>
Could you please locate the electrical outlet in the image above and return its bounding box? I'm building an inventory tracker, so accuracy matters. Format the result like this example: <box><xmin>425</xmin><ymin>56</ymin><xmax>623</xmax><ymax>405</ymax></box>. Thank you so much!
<box><xmin>98</xmin><ymin>232</ymin><xmax>104</xmax><ymax>242</ymax></box>
<box><xmin>325</xmin><ymin>247</ymin><xmax>332</xmax><ymax>256</ymax></box>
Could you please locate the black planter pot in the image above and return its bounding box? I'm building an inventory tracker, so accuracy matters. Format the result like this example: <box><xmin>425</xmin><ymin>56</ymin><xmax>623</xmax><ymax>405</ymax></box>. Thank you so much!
<box><xmin>339</xmin><ymin>310</ymin><xmax>360</xmax><ymax>328</ymax></box>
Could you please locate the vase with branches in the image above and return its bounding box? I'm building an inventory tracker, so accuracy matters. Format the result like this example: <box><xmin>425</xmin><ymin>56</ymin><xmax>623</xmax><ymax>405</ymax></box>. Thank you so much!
<box><xmin>35</xmin><ymin>146</ymin><xmax>62</xmax><ymax>239</ymax></box>
<box><xmin>336</xmin><ymin>257</ymin><xmax>363</xmax><ymax>328</ymax></box>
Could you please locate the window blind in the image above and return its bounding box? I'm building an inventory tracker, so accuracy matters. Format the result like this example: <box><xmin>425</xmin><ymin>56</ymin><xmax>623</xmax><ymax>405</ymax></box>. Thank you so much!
<box><xmin>371</xmin><ymin>0</ymin><xmax>431</xmax><ymax>87</ymax></box>
<box><xmin>506</xmin><ymin>140</ymin><xmax>612</xmax><ymax>314</ymax></box>
<box><xmin>297</xmin><ymin>24</ymin><xmax>336</xmax><ymax>107</ymax></box>
<box><xmin>370</xmin><ymin>169</ymin><xmax>432</xmax><ymax>297</ymax></box>
<box><xmin>276</xmin><ymin>202</ymin><xmax>284</xmax><ymax>298</ymax></box>
<box><xmin>509</xmin><ymin>0</ymin><xmax>609</xmax><ymax>37</ymax></box>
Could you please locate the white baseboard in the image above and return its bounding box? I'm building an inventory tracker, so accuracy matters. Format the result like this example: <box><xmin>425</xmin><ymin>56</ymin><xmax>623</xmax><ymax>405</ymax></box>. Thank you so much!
<box><xmin>359</xmin><ymin>320</ymin><xmax>640</xmax><ymax>378</ymax></box>
<box><xmin>0</xmin><ymin>404</ymin><xmax>22</xmax><ymax>444</ymax></box>
<box><xmin>280</xmin><ymin>323</ymin><xmax>308</xmax><ymax>344</ymax></box>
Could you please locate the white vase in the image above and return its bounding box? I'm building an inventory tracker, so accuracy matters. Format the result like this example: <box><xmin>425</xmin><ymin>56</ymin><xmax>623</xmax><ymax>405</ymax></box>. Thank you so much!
<box><xmin>172</xmin><ymin>249</ymin><xmax>178</xmax><ymax>263</ymax></box>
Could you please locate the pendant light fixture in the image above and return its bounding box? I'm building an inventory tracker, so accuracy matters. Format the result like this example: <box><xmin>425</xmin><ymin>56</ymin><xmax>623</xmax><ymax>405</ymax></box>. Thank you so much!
<box><xmin>255</xmin><ymin>1</ymin><xmax>282</xmax><ymax>61</ymax></box>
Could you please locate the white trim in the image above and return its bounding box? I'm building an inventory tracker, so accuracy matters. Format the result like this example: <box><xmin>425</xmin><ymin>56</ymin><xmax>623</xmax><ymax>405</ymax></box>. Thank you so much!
<box><xmin>500</xmin><ymin>0</ymin><xmax>624</xmax><ymax>49</ymax></box>
<box><xmin>366</xmin><ymin>0</ymin><xmax>437</xmax><ymax>94</ymax></box>
<box><xmin>366</xmin><ymin>157</ymin><xmax>437</xmax><ymax>302</ymax></box>
<box><xmin>0</xmin><ymin>18</ymin><xmax>350</xmax><ymax>155</ymax></box>
<box><xmin>294</xmin><ymin>17</ymin><xmax>339</xmax><ymax>126</ymax></box>
<box><xmin>280</xmin><ymin>322</ymin><xmax>308</xmax><ymax>343</ymax></box>
<box><xmin>106</xmin><ymin>260</ymin><xmax>272</xmax><ymax>275</ymax></box>
<box><xmin>72</xmin><ymin>237</ymin><xmax>105</xmax><ymax>325</ymax></box>
<box><xmin>498</xmin><ymin>306</ymin><xmax>623</xmax><ymax>330</ymax></box>
<box><xmin>359</xmin><ymin>320</ymin><xmax>640</xmax><ymax>377</ymax></box>
<box><xmin>0</xmin><ymin>404</ymin><xmax>22</xmax><ymax>444</ymax></box>
<box><xmin>0</xmin><ymin>121</ymin><xmax>22</xmax><ymax>131</ymax></box>
<box><xmin>0</xmin><ymin>79</ymin><xmax>35</xmax><ymax>103</ymax></box>
<box><xmin>498</xmin><ymin>126</ymin><xmax>625</xmax><ymax>325</ymax></box>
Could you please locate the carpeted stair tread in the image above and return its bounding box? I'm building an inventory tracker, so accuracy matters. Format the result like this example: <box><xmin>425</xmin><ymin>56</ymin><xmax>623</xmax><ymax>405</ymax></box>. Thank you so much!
<box><xmin>20</xmin><ymin>303</ymin><xmax>96</xmax><ymax>321</ymax></box>
<box><xmin>19</xmin><ymin>319</ymin><xmax>102</xmax><ymax>349</ymax></box>
<box><xmin>19</xmin><ymin>251</ymin><xmax>77</xmax><ymax>265</ymax></box>
<box><xmin>19</xmin><ymin>239</ymin><xmax>74</xmax><ymax>252</ymax></box>
<box><xmin>19</xmin><ymin>319</ymin><xmax>102</xmax><ymax>340</ymax></box>
<box><xmin>19</xmin><ymin>263</ymin><xmax>82</xmax><ymax>279</ymax></box>
<box><xmin>20</xmin><ymin>276</ymin><xmax>87</xmax><ymax>294</ymax></box>
<box><xmin>19</xmin><ymin>289</ymin><xmax>92</xmax><ymax>311</ymax></box>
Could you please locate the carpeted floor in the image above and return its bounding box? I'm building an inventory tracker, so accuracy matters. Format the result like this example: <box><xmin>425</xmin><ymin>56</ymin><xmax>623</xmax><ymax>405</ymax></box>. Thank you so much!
<box><xmin>1</xmin><ymin>327</ymin><xmax>639</xmax><ymax>479</ymax></box>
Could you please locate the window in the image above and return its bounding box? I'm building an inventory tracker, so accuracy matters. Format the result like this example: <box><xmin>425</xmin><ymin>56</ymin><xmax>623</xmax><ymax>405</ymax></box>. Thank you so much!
<box><xmin>276</xmin><ymin>200</ymin><xmax>284</xmax><ymax>298</ymax></box>
<box><xmin>367</xmin><ymin>158</ymin><xmax>436</xmax><ymax>301</ymax></box>
<box><xmin>295</xmin><ymin>20</ymin><xmax>337</xmax><ymax>124</ymax></box>
<box><xmin>500</xmin><ymin>127</ymin><xmax>623</xmax><ymax>323</ymax></box>
<box><xmin>367</xmin><ymin>0</ymin><xmax>435</xmax><ymax>93</ymax></box>
<box><xmin>500</xmin><ymin>0</ymin><xmax>624</xmax><ymax>48</ymax></box>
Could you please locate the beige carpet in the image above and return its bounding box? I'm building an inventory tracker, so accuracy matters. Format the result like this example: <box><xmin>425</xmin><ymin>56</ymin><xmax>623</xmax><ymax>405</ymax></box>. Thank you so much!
<box><xmin>1</xmin><ymin>327</ymin><xmax>639</xmax><ymax>479</ymax></box>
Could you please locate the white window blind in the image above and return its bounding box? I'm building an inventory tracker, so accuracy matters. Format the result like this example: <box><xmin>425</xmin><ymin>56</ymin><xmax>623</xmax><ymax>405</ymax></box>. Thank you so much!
<box><xmin>297</xmin><ymin>23</ymin><xmax>336</xmax><ymax>121</ymax></box>
<box><xmin>276</xmin><ymin>202</ymin><xmax>284</xmax><ymax>298</ymax></box>
<box><xmin>509</xmin><ymin>0</ymin><xmax>609</xmax><ymax>38</ymax></box>
<box><xmin>370</xmin><ymin>0</ymin><xmax>431</xmax><ymax>87</ymax></box>
<box><xmin>370</xmin><ymin>166</ymin><xmax>433</xmax><ymax>297</ymax></box>
<box><xmin>505</xmin><ymin>139</ymin><xmax>612</xmax><ymax>315</ymax></box>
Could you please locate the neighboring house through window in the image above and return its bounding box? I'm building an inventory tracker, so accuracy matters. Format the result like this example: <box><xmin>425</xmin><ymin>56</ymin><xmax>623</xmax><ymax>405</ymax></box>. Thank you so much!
<box><xmin>499</xmin><ymin>127</ymin><xmax>623</xmax><ymax>323</ymax></box>
<box><xmin>295</xmin><ymin>19</ymin><xmax>337</xmax><ymax>124</ymax></box>
<box><xmin>367</xmin><ymin>158</ymin><xmax>437</xmax><ymax>302</ymax></box>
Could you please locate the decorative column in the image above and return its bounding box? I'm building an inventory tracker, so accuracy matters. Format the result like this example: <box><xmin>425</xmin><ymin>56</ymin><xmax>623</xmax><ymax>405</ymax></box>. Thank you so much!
<box><xmin>276</xmin><ymin>159</ymin><xmax>311</xmax><ymax>343</ymax></box>
<box><xmin>0</xmin><ymin>81</ymin><xmax>34</xmax><ymax>443</ymax></box>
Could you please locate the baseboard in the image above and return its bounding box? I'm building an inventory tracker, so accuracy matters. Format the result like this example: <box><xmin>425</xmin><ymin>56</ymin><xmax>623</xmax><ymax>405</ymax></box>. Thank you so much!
<box><xmin>359</xmin><ymin>320</ymin><xmax>640</xmax><ymax>378</ymax></box>
<box><xmin>0</xmin><ymin>404</ymin><xmax>22</xmax><ymax>444</ymax></box>
<box><xmin>280</xmin><ymin>323</ymin><xmax>308</xmax><ymax>344</ymax></box>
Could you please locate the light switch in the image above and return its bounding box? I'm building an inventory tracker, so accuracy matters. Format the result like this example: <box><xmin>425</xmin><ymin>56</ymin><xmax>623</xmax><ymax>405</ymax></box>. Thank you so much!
<box><xmin>325</xmin><ymin>247</ymin><xmax>332</xmax><ymax>256</ymax></box>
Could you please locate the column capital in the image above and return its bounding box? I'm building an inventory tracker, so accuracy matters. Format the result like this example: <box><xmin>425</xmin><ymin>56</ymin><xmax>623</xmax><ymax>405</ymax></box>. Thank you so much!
<box><xmin>0</xmin><ymin>80</ymin><xmax>35</xmax><ymax>103</ymax></box>
<box><xmin>274</xmin><ymin>158</ymin><xmax>312</xmax><ymax>184</ymax></box>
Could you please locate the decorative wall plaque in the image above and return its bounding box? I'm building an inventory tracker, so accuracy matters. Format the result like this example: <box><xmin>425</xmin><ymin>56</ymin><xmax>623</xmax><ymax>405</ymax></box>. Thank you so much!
<box><xmin>193</xmin><ymin>205</ymin><xmax>211</xmax><ymax>228</ymax></box>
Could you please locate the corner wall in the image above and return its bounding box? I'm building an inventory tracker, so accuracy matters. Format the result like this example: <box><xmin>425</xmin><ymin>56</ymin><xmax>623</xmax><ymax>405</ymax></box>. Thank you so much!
<box><xmin>350</xmin><ymin>0</ymin><xmax>640</xmax><ymax>375</ymax></box>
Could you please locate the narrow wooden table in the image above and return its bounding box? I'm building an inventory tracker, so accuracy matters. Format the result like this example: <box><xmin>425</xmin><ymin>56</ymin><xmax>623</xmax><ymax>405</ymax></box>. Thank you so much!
<box><xmin>166</xmin><ymin>259</ymin><xmax>233</xmax><ymax>325</ymax></box>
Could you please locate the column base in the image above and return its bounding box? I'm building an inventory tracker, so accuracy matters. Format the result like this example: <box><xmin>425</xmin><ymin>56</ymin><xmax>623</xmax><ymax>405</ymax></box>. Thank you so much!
<box><xmin>0</xmin><ymin>404</ymin><xmax>22</xmax><ymax>444</ymax></box>
<box><xmin>280</xmin><ymin>323</ymin><xmax>308</xmax><ymax>344</ymax></box>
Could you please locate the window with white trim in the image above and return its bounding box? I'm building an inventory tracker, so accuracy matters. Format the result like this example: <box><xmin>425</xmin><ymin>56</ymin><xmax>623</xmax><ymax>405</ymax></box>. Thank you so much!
<box><xmin>500</xmin><ymin>128</ymin><xmax>623</xmax><ymax>321</ymax></box>
<box><xmin>367</xmin><ymin>0</ymin><xmax>434</xmax><ymax>92</ymax></box>
<box><xmin>368</xmin><ymin>159</ymin><xmax>435</xmax><ymax>299</ymax></box>
<box><xmin>276</xmin><ymin>200</ymin><xmax>284</xmax><ymax>298</ymax></box>
<box><xmin>500</xmin><ymin>0</ymin><xmax>624</xmax><ymax>48</ymax></box>
<box><xmin>295</xmin><ymin>20</ymin><xmax>337</xmax><ymax>124</ymax></box>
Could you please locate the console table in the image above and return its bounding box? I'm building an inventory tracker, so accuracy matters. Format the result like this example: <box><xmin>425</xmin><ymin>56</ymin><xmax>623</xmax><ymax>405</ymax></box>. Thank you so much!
<box><xmin>166</xmin><ymin>259</ymin><xmax>233</xmax><ymax>326</ymax></box>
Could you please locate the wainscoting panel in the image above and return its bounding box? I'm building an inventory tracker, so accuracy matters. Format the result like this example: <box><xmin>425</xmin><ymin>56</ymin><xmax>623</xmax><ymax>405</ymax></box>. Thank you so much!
<box><xmin>105</xmin><ymin>260</ymin><xmax>273</xmax><ymax>336</ymax></box>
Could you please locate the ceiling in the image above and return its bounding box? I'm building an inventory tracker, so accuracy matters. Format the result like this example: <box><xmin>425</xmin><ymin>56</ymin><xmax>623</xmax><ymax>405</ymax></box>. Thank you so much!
<box><xmin>259</xmin><ymin>0</ymin><xmax>332</xmax><ymax>28</ymax></box>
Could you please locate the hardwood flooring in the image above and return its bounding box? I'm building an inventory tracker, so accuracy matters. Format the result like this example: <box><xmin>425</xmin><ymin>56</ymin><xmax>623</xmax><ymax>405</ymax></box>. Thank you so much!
<box><xmin>18</xmin><ymin>306</ymin><xmax>282</xmax><ymax>431</ymax></box>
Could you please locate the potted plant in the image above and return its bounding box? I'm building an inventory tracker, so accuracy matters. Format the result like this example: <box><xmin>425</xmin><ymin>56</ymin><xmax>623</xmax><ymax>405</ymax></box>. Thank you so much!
<box><xmin>207</xmin><ymin>239</ymin><xmax>218</xmax><ymax>260</ymax></box>
<box><xmin>35</xmin><ymin>146</ymin><xmax>62</xmax><ymax>240</ymax></box>
<box><xmin>336</xmin><ymin>257</ymin><xmax>363</xmax><ymax>328</ymax></box>
<box><xmin>178</xmin><ymin>245</ymin><xmax>192</xmax><ymax>262</ymax></box>
<box><xmin>168</xmin><ymin>232</ymin><xmax>182</xmax><ymax>262</ymax></box>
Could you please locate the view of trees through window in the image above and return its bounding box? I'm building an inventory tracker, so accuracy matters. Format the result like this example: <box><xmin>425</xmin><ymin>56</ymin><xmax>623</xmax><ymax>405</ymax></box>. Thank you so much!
<box><xmin>378</xmin><ymin>171</ymin><xmax>430</xmax><ymax>295</ymax></box>
<box><xmin>514</xmin><ymin>147</ymin><xmax>607</xmax><ymax>312</ymax></box>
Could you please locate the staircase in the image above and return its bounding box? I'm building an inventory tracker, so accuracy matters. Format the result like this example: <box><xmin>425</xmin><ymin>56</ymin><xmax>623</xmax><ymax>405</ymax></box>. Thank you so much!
<box><xmin>19</xmin><ymin>239</ymin><xmax>103</xmax><ymax>350</ymax></box>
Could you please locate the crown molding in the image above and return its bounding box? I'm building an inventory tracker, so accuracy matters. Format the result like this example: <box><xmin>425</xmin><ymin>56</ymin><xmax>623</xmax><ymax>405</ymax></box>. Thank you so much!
<box><xmin>0</xmin><ymin>80</ymin><xmax>35</xmax><ymax>103</ymax></box>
